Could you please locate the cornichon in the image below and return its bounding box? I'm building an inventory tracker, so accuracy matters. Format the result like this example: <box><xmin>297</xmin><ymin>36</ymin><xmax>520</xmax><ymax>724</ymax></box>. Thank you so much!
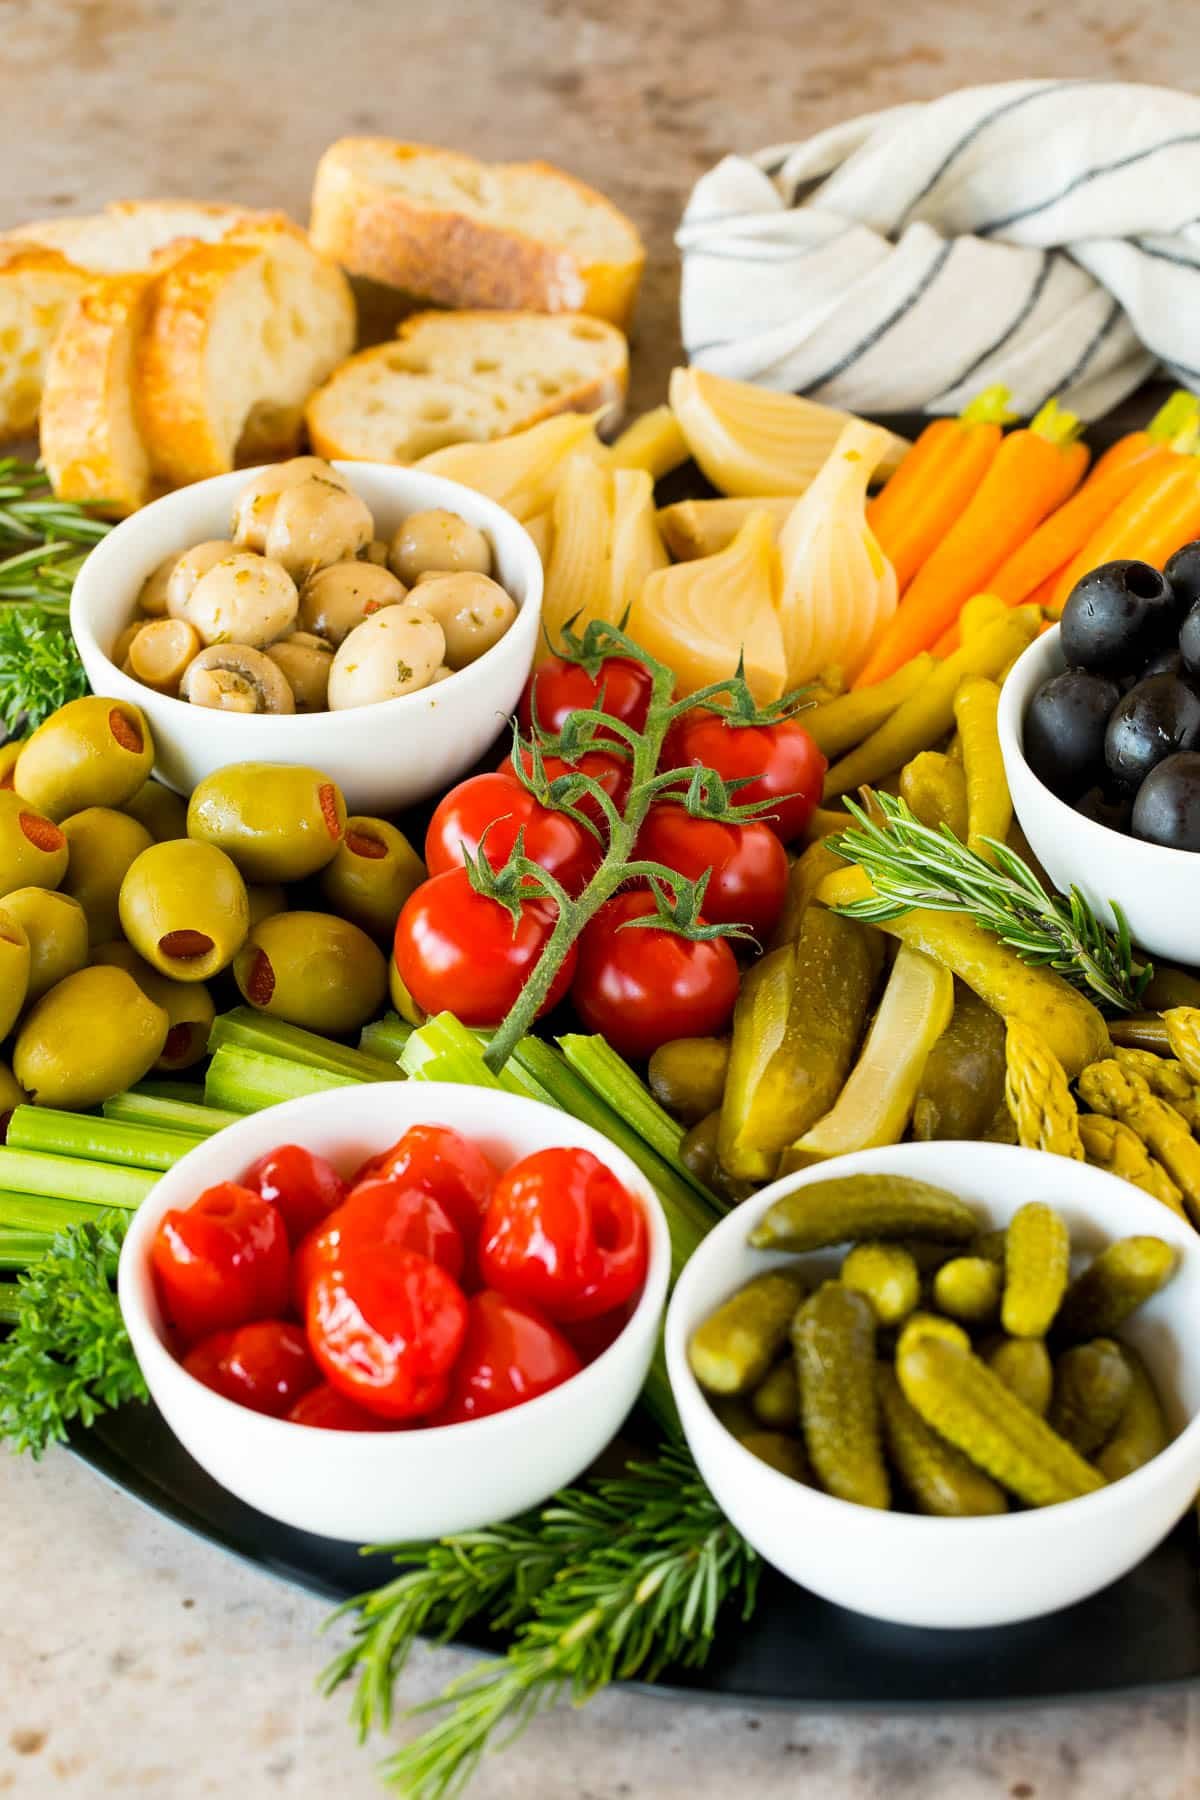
<box><xmin>750</xmin><ymin>1173</ymin><xmax>978</xmax><ymax>1253</ymax></box>
<box><xmin>1077</xmin><ymin>1114</ymin><xmax>1187</xmax><ymax>1219</ymax></box>
<box><xmin>932</xmin><ymin>1256</ymin><xmax>1002</xmax><ymax>1325</ymax></box>
<box><xmin>897</xmin><ymin>1336</ymin><xmax>1106</xmax><ymax>1506</ymax></box>
<box><xmin>1055</xmin><ymin>1237</ymin><xmax>1178</xmax><ymax>1341</ymax></box>
<box><xmin>877</xmin><ymin>1362</ymin><xmax>1007</xmax><ymax>1516</ymax></box>
<box><xmin>687</xmin><ymin>1267</ymin><xmax>807</xmax><ymax>1395</ymax></box>
<box><xmin>899</xmin><ymin>750</ymin><xmax>968</xmax><ymax>838</ymax></box>
<box><xmin>1077</xmin><ymin>1060</ymin><xmax>1200</xmax><ymax>1219</ymax></box>
<box><xmin>647</xmin><ymin>1036</ymin><xmax>730</xmax><ymax>1126</ymax></box>
<box><xmin>1095</xmin><ymin>1346</ymin><xmax>1171</xmax><ymax>1481</ymax></box>
<box><xmin>750</xmin><ymin>1358</ymin><xmax>799</xmax><ymax>1429</ymax></box>
<box><xmin>897</xmin><ymin>1311</ymin><xmax>972</xmax><ymax>1356</ymax></box>
<box><xmin>841</xmin><ymin>1241</ymin><xmax>920</xmax><ymax>1326</ymax></box>
<box><xmin>973</xmin><ymin>1228</ymin><xmax>1008</xmax><ymax>1266</ymax></box>
<box><xmin>792</xmin><ymin>1282</ymin><xmax>890</xmax><ymax>1509</ymax></box>
<box><xmin>912</xmin><ymin>984</ymin><xmax>1007</xmax><ymax>1143</ymax></box>
<box><xmin>737</xmin><ymin>1430</ymin><xmax>811</xmax><ymax>1483</ymax></box>
<box><xmin>1004</xmin><ymin>1020</ymin><xmax>1084</xmax><ymax>1160</ymax></box>
<box><xmin>1001</xmin><ymin>1201</ymin><xmax>1071</xmax><ymax>1338</ymax></box>
<box><xmin>986</xmin><ymin>1337</ymin><xmax>1053</xmax><ymax>1416</ymax></box>
<box><xmin>1048</xmin><ymin>1339</ymin><xmax>1133</xmax><ymax>1456</ymax></box>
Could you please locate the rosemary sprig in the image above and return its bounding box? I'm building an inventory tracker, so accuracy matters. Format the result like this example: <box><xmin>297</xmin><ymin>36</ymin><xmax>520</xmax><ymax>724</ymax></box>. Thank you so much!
<box><xmin>828</xmin><ymin>791</ymin><xmax>1151</xmax><ymax>1015</ymax></box>
<box><xmin>0</xmin><ymin>461</ymin><xmax>110</xmax><ymax>732</ymax></box>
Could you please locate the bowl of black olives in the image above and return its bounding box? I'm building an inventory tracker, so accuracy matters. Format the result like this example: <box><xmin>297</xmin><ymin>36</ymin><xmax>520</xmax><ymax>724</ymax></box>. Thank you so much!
<box><xmin>997</xmin><ymin>546</ymin><xmax>1200</xmax><ymax>964</ymax></box>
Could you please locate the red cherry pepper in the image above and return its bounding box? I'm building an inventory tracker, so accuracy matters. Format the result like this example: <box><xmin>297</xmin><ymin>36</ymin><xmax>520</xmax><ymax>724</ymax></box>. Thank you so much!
<box><xmin>478</xmin><ymin>1146</ymin><xmax>648</xmax><ymax>1324</ymax></box>
<box><xmin>292</xmin><ymin>1179</ymin><xmax>464</xmax><ymax>1315</ymax></box>
<box><xmin>183</xmin><ymin>1320</ymin><xmax>320</xmax><ymax>1417</ymax></box>
<box><xmin>287</xmin><ymin>1382</ymin><xmax>396</xmax><ymax>1431</ymax></box>
<box><xmin>150</xmin><ymin>1182</ymin><xmax>290</xmax><ymax>1348</ymax></box>
<box><xmin>428</xmin><ymin>1290</ymin><xmax>581</xmax><ymax>1425</ymax></box>
<box><xmin>307</xmin><ymin>1244</ymin><xmax>468</xmax><ymax>1421</ymax></box>
<box><xmin>243</xmin><ymin>1143</ymin><xmax>347</xmax><ymax>1246</ymax></box>
<box><xmin>352</xmin><ymin>1124</ymin><xmax>497</xmax><ymax>1243</ymax></box>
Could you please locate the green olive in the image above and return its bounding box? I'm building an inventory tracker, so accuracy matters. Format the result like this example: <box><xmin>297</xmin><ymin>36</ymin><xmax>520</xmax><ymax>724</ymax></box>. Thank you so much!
<box><xmin>91</xmin><ymin>941</ymin><xmax>215</xmax><ymax>1070</ymax></box>
<box><xmin>388</xmin><ymin>953</ymin><xmax>427</xmax><ymax>1027</ymax></box>
<box><xmin>0</xmin><ymin>1060</ymin><xmax>28</xmax><ymax>1133</ymax></box>
<box><xmin>14</xmin><ymin>965</ymin><xmax>168</xmax><ymax>1108</ymax></box>
<box><xmin>234</xmin><ymin>910</ymin><xmax>386</xmax><ymax>1034</ymax></box>
<box><xmin>123</xmin><ymin>779</ymin><xmax>189</xmax><ymax>842</ymax></box>
<box><xmin>61</xmin><ymin>808</ymin><xmax>154</xmax><ymax>943</ymax></box>
<box><xmin>0</xmin><ymin>789</ymin><xmax>69</xmax><ymax>897</ymax></box>
<box><xmin>0</xmin><ymin>739</ymin><xmax>26</xmax><ymax>790</ymax></box>
<box><xmin>2</xmin><ymin>888</ymin><xmax>89</xmax><ymax>1004</ymax></box>
<box><xmin>318</xmin><ymin>816</ymin><xmax>426</xmax><ymax>941</ymax></box>
<box><xmin>14</xmin><ymin>697</ymin><xmax>155</xmax><ymax>822</ymax></box>
<box><xmin>0</xmin><ymin>905</ymin><xmax>30</xmax><ymax>1039</ymax></box>
<box><xmin>186</xmin><ymin>761</ymin><xmax>348</xmax><ymax>882</ymax></box>
<box><xmin>119</xmin><ymin>840</ymin><xmax>249</xmax><ymax>982</ymax></box>
<box><xmin>246</xmin><ymin>883</ymin><xmax>288</xmax><ymax>930</ymax></box>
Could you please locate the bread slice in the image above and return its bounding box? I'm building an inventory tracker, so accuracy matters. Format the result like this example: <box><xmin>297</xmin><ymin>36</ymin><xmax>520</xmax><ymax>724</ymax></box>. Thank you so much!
<box><xmin>7</xmin><ymin>200</ymin><xmax>267</xmax><ymax>272</ymax></box>
<box><xmin>39</xmin><ymin>272</ymin><xmax>156</xmax><ymax>515</ymax></box>
<box><xmin>137</xmin><ymin>219</ymin><xmax>355</xmax><ymax>487</ymax></box>
<box><xmin>0</xmin><ymin>242</ymin><xmax>90</xmax><ymax>442</ymax></box>
<box><xmin>305</xmin><ymin>309</ymin><xmax>627</xmax><ymax>464</ymax></box>
<box><xmin>310</xmin><ymin>140</ymin><xmax>644</xmax><ymax>330</ymax></box>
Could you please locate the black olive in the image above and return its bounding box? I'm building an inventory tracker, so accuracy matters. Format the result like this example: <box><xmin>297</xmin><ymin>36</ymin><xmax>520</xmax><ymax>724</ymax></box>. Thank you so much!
<box><xmin>1180</xmin><ymin>599</ymin><xmax>1200</xmax><ymax>681</ymax></box>
<box><xmin>1140</xmin><ymin>646</ymin><xmax>1183</xmax><ymax>681</ymax></box>
<box><xmin>1131</xmin><ymin>751</ymin><xmax>1200</xmax><ymax>851</ymax></box>
<box><xmin>1060</xmin><ymin>559</ymin><xmax>1178</xmax><ymax>675</ymax></box>
<box><xmin>1164</xmin><ymin>541</ymin><xmax>1200</xmax><ymax>613</ymax></box>
<box><xmin>1023</xmin><ymin>670</ymin><xmax>1121</xmax><ymax>801</ymax></box>
<box><xmin>1104</xmin><ymin>673</ymin><xmax>1200</xmax><ymax>788</ymax></box>
<box><xmin>1074</xmin><ymin>785</ymin><xmax>1135</xmax><ymax>833</ymax></box>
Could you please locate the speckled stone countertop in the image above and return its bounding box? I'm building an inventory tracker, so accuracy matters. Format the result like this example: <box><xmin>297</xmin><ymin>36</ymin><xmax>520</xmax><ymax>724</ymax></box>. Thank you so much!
<box><xmin>3</xmin><ymin>2</ymin><xmax>1200</xmax><ymax>1793</ymax></box>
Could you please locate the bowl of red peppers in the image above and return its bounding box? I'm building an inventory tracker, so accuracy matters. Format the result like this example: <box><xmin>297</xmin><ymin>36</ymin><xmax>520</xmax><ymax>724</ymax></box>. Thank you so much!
<box><xmin>117</xmin><ymin>1082</ymin><xmax>670</xmax><ymax>1542</ymax></box>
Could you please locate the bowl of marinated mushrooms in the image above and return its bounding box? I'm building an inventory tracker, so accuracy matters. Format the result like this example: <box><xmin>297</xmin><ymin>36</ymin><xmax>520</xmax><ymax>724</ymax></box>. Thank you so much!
<box><xmin>70</xmin><ymin>458</ymin><xmax>543</xmax><ymax>814</ymax></box>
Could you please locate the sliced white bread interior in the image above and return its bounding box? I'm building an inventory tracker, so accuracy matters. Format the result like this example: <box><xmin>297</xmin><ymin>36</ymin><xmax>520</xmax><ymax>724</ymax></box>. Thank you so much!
<box><xmin>305</xmin><ymin>309</ymin><xmax>627</xmax><ymax>464</ymax></box>
<box><xmin>310</xmin><ymin>140</ymin><xmax>644</xmax><ymax>330</ymax></box>
<box><xmin>39</xmin><ymin>272</ymin><xmax>156</xmax><ymax>516</ymax></box>
<box><xmin>4</xmin><ymin>201</ymin><xmax>256</xmax><ymax>273</ymax></box>
<box><xmin>0</xmin><ymin>242</ymin><xmax>90</xmax><ymax>442</ymax></box>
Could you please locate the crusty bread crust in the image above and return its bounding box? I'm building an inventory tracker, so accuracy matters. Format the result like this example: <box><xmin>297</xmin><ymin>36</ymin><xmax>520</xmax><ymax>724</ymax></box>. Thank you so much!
<box><xmin>0</xmin><ymin>243</ymin><xmax>89</xmax><ymax>442</ymax></box>
<box><xmin>39</xmin><ymin>273</ymin><xmax>156</xmax><ymax>516</ymax></box>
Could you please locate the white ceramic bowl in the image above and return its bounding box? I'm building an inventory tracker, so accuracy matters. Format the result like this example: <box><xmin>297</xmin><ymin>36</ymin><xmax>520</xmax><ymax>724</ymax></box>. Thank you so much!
<box><xmin>667</xmin><ymin>1141</ymin><xmax>1200</xmax><ymax>1630</ymax></box>
<box><xmin>70</xmin><ymin>463</ymin><xmax>543</xmax><ymax>816</ymax></box>
<box><xmin>998</xmin><ymin>626</ymin><xmax>1200</xmax><ymax>963</ymax></box>
<box><xmin>118</xmin><ymin>1082</ymin><xmax>669</xmax><ymax>1543</ymax></box>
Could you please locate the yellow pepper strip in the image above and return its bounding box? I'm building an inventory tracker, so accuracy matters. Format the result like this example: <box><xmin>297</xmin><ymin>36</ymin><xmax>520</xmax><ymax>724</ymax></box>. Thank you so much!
<box><xmin>958</xmin><ymin>594</ymin><xmax>1009</xmax><ymax>641</ymax></box>
<box><xmin>803</xmin><ymin>655</ymin><xmax>934</xmax><ymax>758</ymax></box>
<box><xmin>899</xmin><ymin>750</ymin><xmax>968</xmax><ymax>837</ymax></box>
<box><xmin>953</xmin><ymin>676</ymin><xmax>1012</xmax><ymax>858</ymax></box>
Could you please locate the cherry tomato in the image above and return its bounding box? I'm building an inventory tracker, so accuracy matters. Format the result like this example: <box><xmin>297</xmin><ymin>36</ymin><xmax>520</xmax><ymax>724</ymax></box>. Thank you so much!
<box><xmin>662</xmin><ymin>709</ymin><xmax>827</xmax><ymax>842</ymax></box>
<box><xmin>518</xmin><ymin>654</ymin><xmax>653</xmax><ymax>739</ymax></box>
<box><xmin>150</xmin><ymin>1182</ymin><xmax>290</xmax><ymax>1348</ymax></box>
<box><xmin>307</xmin><ymin>1244</ymin><xmax>468</xmax><ymax>1420</ymax></box>
<box><xmin>428</xmin><ymin>1290</ymin><xmax>581</xmax><ymax>1425</ymax></box>
<box><xmin>243</xmin><ymin>1143</ymin><xmax>347</xmax><ymax>1246</ymax></box>
<box><xmin>292</xmin><ymin>1179</ymin><xmax>464</xmax><ymax>1314</ymax></box>
<box><xmin>497</xmin><ymin>746</ymin><xmax>630</xmax><ymax>832</ymax></box>
<box><xmin>183</xmin><ymin>1320</ymin><xmax>319</xmax><ymax>1417</ymax></box>
<box><xmin>287</xmin><ymin>1382</ymin><xmax>396</xmax><ymax>1431</ymax></box>
<box><xmin>425</xmin><ymin>771</ymin><xmax>598</xmax><ymax>896</ymax></box>
<box><xmin>479</xmin><ymin>1146</ymin><xmax>648</xmax><ymax>1323</ymax></box>
<box><xmin>394</xmin><ymin>869</ymin><xmax>577</xmax><ymax>1027</ymax></box>
<box><xmin>571</xmin><ymin>890</ymin><xmax>739</xmax><ymax>1060</ymax></box>
<box><xmin>635</xmin><ymin>801</ymin><xmax>788</xmax><ymax>942</ymax></box>
<box><xmin>353</xmin><ymin>1123</ymin><xmax>498</xmax><ymax>1242</ymax></box>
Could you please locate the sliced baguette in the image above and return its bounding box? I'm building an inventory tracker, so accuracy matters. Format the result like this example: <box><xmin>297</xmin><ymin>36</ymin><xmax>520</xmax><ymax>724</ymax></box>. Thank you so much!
<box><xmin>305</xmin><ymin>309</ymin><xmax>627</xmax><ymax>464</ymax></box>
<box><xmin>0</xmin><ymin>242</ymin><xmax>90</xmax><ymax>442</ymax></box>
<box><xmin>7</xmin><ymin>200</ymin><xmax>272</xmax><ymax>272</ymax></box>
<box><xmin>39</xmin><ymin>272</ymin><xmax>156</xmax><ymax>516</ymax></box>
<box><xmin>310</xmin><ymin>139</ymin><xmax>644</xmax><ymax>330</ymax></box>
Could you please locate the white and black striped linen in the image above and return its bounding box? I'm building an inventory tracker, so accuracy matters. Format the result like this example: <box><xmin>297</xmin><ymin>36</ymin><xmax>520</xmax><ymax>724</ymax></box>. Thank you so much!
<box><xmin>678</xmin><ymin>80</ymin><xmax>1200</xmax><ymax>419</ymax></box>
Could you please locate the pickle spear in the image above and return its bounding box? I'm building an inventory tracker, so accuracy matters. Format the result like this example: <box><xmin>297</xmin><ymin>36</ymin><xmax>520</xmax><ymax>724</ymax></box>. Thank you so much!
<box><xmin>912</xmin><ymin>984</ymin><xmax>1007</xmax><ymax>1142</ymax></box>
<box><xmin>750</xmin><ymin>1172</ymin><xmax>977</xmax><ymax>1253</ymax></box>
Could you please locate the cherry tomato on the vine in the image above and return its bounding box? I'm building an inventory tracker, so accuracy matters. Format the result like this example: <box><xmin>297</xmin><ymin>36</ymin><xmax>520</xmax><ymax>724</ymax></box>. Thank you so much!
<box><xmin>427</xmin><ymin>1290</ymin><xmax>582</xmax><ymax>1425</ymax></box>
<box><xmin>497</xmin><ymin>746</ymin><xmax>630</xmax><ymax>833</ymax></box>
<box><xmin>635</xmin><ymin>801</ymin><xmax>788</xmax><ymax>943</ymax></box>
<box><xmin>183</xmin><ymin>1320</ymin><xmax>320</xmax><ymax>1417</ymax></box>
<box><xmin>518</xmin><ymin>654</ymin><xmax>653</xmax><ymax>739</ymax></box>
<box><xmin>425</xmin><ymin>771</ymin><xmax>599</xmax><ymax>896</ymax></box>
<box><xmin>661</xmin><ymin>708</ymin><xmax>827</xmax><ymax>842</ymax></box>
<box><xmin>570</xmin><ymin>890</ymin><xmax>739</xmax><ymax>1060</ymax></box>
<box><xmin>150</xmin><ymin>1182</ymin><xmax>290</xmax><ymax>1347</ymax></box>
<box><xmin>307</xmin><ymin>1243</ymin><xmax>468</xmax><ymax>1421</ymax></box>
<box><xmin>243</xmin><ymin>1143</ymin><xmax>347</xmax><ymax>1246</ymax></box>
<box><xmin>394</xmin><ymin>868</ymin><xmax>578</xmax><ymax>1027</ymax></box>
<box><xmin>479</xmin><ymin>1146</ymin><xmax>648</xmax><ymax>1322</ymax></box>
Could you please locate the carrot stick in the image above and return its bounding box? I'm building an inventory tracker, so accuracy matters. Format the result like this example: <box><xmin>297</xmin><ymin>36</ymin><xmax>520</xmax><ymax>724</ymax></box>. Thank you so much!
<box><xmin>853</xmin><ymin>400</ymin><xmax>1089</xmax><ymax>688</ymax></box>
<box><xmin>866</xmin><ymin>385</ymin><xmax>1014</xmax><ymax>592</ymax></box>
<box><xmin>986</xmin><ymin>392</ymin><xmax>1199</xmax><ymax>607</ymax></box>
<box><xmin>1049</xmin><ymin>435</ymin><xmax>1200</xmax><ymax>613</ymax></box>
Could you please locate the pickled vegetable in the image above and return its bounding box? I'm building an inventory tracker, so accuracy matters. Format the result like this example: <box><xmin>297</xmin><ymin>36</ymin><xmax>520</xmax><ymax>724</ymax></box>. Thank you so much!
<box><xmin>1164</xmin><ymin>1007</ymin><xmax>1200</xmax><ymax>1083</ymax></box>
<box><xmin>953</xmin><ymin>676</ymin><xmax>1012</xmax><ymax>857</ymax></box>
<box><xmin>841</xmin><ymin>1242</ymin><xmax>920</xmax><ymax>1327</ymax></box>
<box><xmin>1077</xmin><ymin>1059</ymin><xmax>1200</xmax><ymax>1218</ymax></box>
<box><xmin>1004</xmin><ymin>1020</ymin><xmax>1084</xmax><ymax>1160</ymax></box>
<box><xmin>750</xmin><ymin>1359</ymin><xmax>800</xmax><ymax>1430</ymax></box>
<box><xmin>1077</xmin><ymin>1114</ymin><xmax>1187</xmax><ymax>1218</ymax></box>
<box><xmin>1095</xmin><ymin>1346</ymin><xmax>1170</xmax><ymax>1480</ymax></box>
<box><xmin>912</xmin><ymin>985</ymin><xmax>1007</xmax><ymax>1142</ymax></box>
<box><xmin>1048</xmin><ymin>1339</ymin><xmax>1133</xmax><ymax>1456</ymax></box>
<box><xmin>973</xmin><ymin>1228</ymin><xmax>1008</xmax><ymax>1265</ymax></box>
<box><xmin>897</xmin><ymin>1312</ymin><xmax>971</xmax><ymax>1356</ymax></box>
<box><xmin>1056</xmin><ymin>1237</ymin><xmax>1178</xmax><ymax>1340</ymax></box>
<box><xmin>1002</xmin><ymin>1202</ymin><xmax>1071</xmax><ymax>1338</ymax></box>
<box><xmin>877</xmin><ymin>1363</ymin><xmax>1007</xmax><ymax>1516</ymax></box>
<box><xmin>647</xmin><ymin>1037</ymin><xmax>730</xmax><ymax>1126</ymax></box>
<box><xmin>737</xmin><ymin>1431</ymin><xmax>811</xmax><ymax>1483</ymax></box>
<box><xmin>932</xmin><ymin>1256</ymin><xmax>1002</xmax><ymax>1325</ymax></box>
<box><xmin>1113</xmin><ymin>1047</ymin><xmax>1200</xmax><ymax>1133</ymax></box>
<box><xmin>986</xmin><ymin>1337</ymin><xmax>1053</xmax><ymax>1416</ymax></box>
<box><xmin>655</xmin><ymin>496</ymin><xmax>795</xmax><ymax>562</ymax></box>
<box><xmin>802</xmin><ymin>656</ymin><xmax>934</xmax><ymax>759</ymax></box>
<box><xmin>769</xmin><ymin>839</ymin><xmax>846</xmax><ymax>948</ymax></box>
<box><xmin>792</xmin><ymin>1282</ymin><xmax>889</xmax><ymax>1509</ymax></box>
<box><xmin>687</xmin><ymin>1268</ymin><xmax>807</xmax><ymax>1395</ymax></box>
<box><xmin>750</xmin><ymin>1173</ymin><xmax>977</xmax><ymax>1253</ymax></box>
<box><xmin>899</xmin><ymin>751</ymin><xmax>968</xmax><ymax>837</ymax></box>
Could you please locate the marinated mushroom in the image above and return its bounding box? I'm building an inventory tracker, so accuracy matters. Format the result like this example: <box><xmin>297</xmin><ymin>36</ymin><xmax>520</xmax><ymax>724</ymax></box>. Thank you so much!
<box><xmin>137</xmin><ymin>553</ymin><xmax>177</xmax><ymax>618</ymax></box>
<box><xmin>327</xmin><ymin>605</ymin><xmax>445</xmax><ymax>710</ymax></box>
<box><xmin>362</xmin><ymin>539</ymin><xmax>390</xmax><ymax>566</ymax></box>
<box><xmin>127</xmin><ymin>618</ymin><xmax>201</xmax><ymax>693</ymax></box>
<box><xmin>183</xmin><ymin>553</ymin><xmax>299</xmax><ymax>648</ymax></box>
<box><xmin>406</xmin><ymin>571</ymin><xmax>518</xmax><ymax>669</ymax></box>
<box><xmin>298</xmin><ymin>559</ymin><xmax>406</xmax><ymax>646</ymax></box>
<box><xmin>388</xmin><ymin>509</ymin><xmax>492</xmax><ymax>586</ymax></box>
<box><xmin>265</xmin><ymin>632</ymin><xmax>334</xmax><ymax>711</ymax></box>
<box><xmin>165</xmin><ymin>540</ymin><xmax>238</xmax><ymax>620</ymax></box>
<box><xmin>263</xmin><ymin>477</ymin><xmax>373</xmax><ymax>579</ymax></box>
<box><xmin>180</xmin><ymin>645</ymin><xmax>296</xmax><ymax>714</ymax></box>
<box><xmin>113</xmin><ymin>620</ymin><xmax>142</xmax><ymax>668</ymax></box>
<box><xmin>232</xmin><ymin>456</ymin><xmax>352</xmax><ymax>552</ymax></box>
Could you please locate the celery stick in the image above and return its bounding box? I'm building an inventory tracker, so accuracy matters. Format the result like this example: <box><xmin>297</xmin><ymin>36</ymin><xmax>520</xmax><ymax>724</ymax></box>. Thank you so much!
<box><xmin>557</xmin><ymin>1034</ymin><xmax>687</xmax><ymax>1168</ymax></box>
<box><xmin>6</xmin><ymin>1107</ymin><xmax>200</xmax><ymax>1172</ymax></box>
<box><xmin>103</xmin><ymin>1093</ymin><xmax>240</xmax><ymax>1137</ymax></box>
<box><xmin>208</xmin><ymin>1009</ymin><xmax>400</xmax><ymax>1083</ymax></box>
<box><xmin>400</xmin><ymin>1014</ymin><xmax>536</xmax><ymax>1100</ymax></box>
<box><xmin>359</xmin><ymin>1013</ymin><xmax>412</xmax><ymax>1062</ymax></box>
<box><xmin>0</xmin><ymin>1228</ymin><xmax>48</xmax><ymax>1271</ymax></box>
<box><xmin>0</xmin><ymin>1192</ymin><xmax>109</xmax><ymax>1233</ymax></box>
<box><xmin>0</xmin><ymin>1286</ymin><xmax>19</xmax><ymax>1327</ymax></box>
<box><xmin>131</xmin><ymin>1080</ymin><xmax>208</xmax><ymax>1104</ymax></box>
<box><xmin>204</xmin><ymin>1046</ymin><xmax>365</xmax><ymax>1115</ymax></box>
<box><xmin>0</xmin><ymin>1150</ymin><xmax>155</xmax><ymax>1211</ymax></box>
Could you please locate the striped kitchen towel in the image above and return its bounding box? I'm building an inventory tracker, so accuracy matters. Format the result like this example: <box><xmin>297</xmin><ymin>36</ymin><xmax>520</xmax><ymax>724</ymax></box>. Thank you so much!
<box><xmin>678</xmin><ymin>79</ymin><xmax>1200</xmax><ymax>420</ymax></box>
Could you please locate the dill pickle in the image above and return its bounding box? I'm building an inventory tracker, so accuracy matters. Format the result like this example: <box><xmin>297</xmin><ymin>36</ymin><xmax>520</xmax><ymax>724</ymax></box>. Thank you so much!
<box><xmin>897</xmin><ymin>1311</ymin><xmax>972</xmax><ymax>1357</ymax></box>
<box><xmin>1001</xmin><ymin>1202</ymin><xmax>1071</xmax><ymax>1339</ymax></box>
<box><xmin>792</xmin><ymin>1282</ymin><xmax>889</xmax><ymax>1509</ymax></box>
<box><xmin>1095</xmin><ymin>1347</ymin><xmax>1171</xmax><ymax>1481</ymax></box>
<box><xmin>679</xmin><ymin>1111</ymin><xmax>751</xmax><ymax>1204</ymax></box>
<box><xmin>1048</xmin><ymin>1339</ymin><xmax>1134</xmax><ymax>1456</ymax></box>
<box><xmin>974</xmin><ymin>1228</ymin><xmax>1008</xmax><ymax>1266</ymax></box>
<box><xmin>647</xmin><ymin>1037</ymin><xmax>730</xmax><ymax>1126</ymax></box>
<box><xmin>1055</xmin><ymin>1237</ymin><xmax>1178</xmax><ymax>1342</ymax></box>
<box><xmin>933</xmin><ymin>1256</ymin><xmax>1002</xmax><ymax>1325</ymax></box>
<box><xmin>986</xmin><ymin>1337</ymin><xmax>1053</xmax><ymax>1416</ymax></box>
<box><xmin>688</xmin><ymin>1268</ymin><xmax>807</xmax><ymax>1395</ymax></box>
<box><xmin>877</xmin><ymin>1363</ymin><xmax>1007</xmax><ymax>1517</ymax></box>
<box><xmin>896</xmin><ymin>1336</ymin><xmax>1106</xmax><ymax>1507</ymax></box>
<box><xmin>750</xmin><ymin>1173</ymin><xmax>977</xmax><ymax>1254</ymax></box>
<box><xmin>911</xmin><ymin>984</ymin><xmax>1007</xmax><ymax>1142</ymax></box>
<box><xmin>707</xmin><ymin>1394</ymin><xmax>759</xmax><ymax>1440</ymax></box>
<box><xmin>738</xmin><ymin>1430</ymin><xmax>811</xmax><ymax>1483</ymax></box>
<box><xmin>769</xmin><ymin>839</ymin><xmax>847</xmax><ymax>948</ymax></box>
<box><xmin>901</xmin><ymin>1239</ymin><xmax>968</xmax><ymax>1276</ymax></box>
<box><xmin>750</xmin><ymin>1358</ymin><xmax>800</xmax><ymax>1430</ymax></box>
<box><xmin>841</xmin><ymin>1241</ymin><xmax>920</xmax><ymax>1326</ymax></box>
